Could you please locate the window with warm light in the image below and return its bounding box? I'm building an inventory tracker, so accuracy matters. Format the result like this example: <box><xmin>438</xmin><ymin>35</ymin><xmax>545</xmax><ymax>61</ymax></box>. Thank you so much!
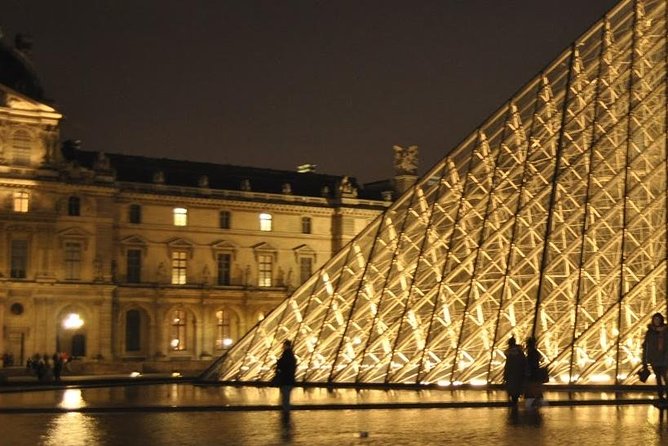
<box><xmin>258</xmin><ymin>254</ymin><xmax>273</xmax><ymax>287</ymax></box>
<box><xmin>215</xmin><ymin>310</ymin><xmax>232</xmax><ymax>350</ymax></box>
<box><xmin>13</xmin><ymin>191</ymin><xmax>29</xmax><ymax>213</ymax></box>
<box><xmin>173</xmin><ymin>207</ymin><xmax>187</xmax><ymax>226</ymax></box>
<box><xmin>170</xmin><ymin>310</ymin><xmax>186</xmax><ymax>351</ymax></box>
<box><xmin>64</xmin><ymin>242</ymin><xmax>82</xmax><ymax>280</ymax></box>
<box><xmin>259</xmin><ymin>213</ymin><xmax>272</xmax><ymax>231</ymax></box>
<box><xmin>171</xmin><ymin>251</ymin><xmax>187</xmax><ymax>284</ymax></box>
<box><xmin>10</xmin><ymin>239</ymin><xmax>28</xmax><ymax>279</ymax></box>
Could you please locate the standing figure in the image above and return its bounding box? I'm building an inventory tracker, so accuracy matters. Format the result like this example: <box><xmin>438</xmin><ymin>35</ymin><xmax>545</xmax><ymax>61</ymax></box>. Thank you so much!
<box><xmin>274</xmin><ymin>340</ymin><xmax>297</xmax><ymax>413</ymax></box>
<box><xmin>524</xmin><ymin>337</ymin><xmax>544</xmax><ymax>408</ymax></box>
<box><xmin>643</xmin><ymin>312</ymin><xmax>668</xmax><ymax>400</ymax></box>
<box><xmin>503</xmin><ymin>337</ymin><xmax>526</xmax><ymax>404</ymax></box>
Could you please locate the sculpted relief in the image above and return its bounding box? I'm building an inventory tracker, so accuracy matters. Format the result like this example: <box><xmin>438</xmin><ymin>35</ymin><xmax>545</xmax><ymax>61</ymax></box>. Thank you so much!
<box><xmin>393</xmin><ymin>145</ymin><xmax>419</xmax><ymax>176</ymax></box>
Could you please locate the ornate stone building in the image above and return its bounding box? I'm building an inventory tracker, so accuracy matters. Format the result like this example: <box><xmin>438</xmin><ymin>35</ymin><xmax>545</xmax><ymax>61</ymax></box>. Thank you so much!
<box><xmin>0</xmin><ymin>35</ymin><xmax>391</xmax><ymax>369</ymax></box>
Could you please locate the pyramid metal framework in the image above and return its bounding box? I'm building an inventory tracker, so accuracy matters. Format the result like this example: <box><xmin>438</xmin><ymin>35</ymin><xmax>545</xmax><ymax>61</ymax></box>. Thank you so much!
<box><xmin>207</xmin><ymin>0</ymin><xmax>668</xmax><ymax>385</ymax></box>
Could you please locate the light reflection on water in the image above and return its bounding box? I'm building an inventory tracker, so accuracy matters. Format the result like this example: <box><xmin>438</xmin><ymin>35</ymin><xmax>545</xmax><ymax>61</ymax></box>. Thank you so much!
<box><xmin>0</xmin><ymin>405</ymin><xmax>667</xmax><ymax>446</ymax></box>
<box><xmin>41</xmin><ymin>413</ymin><xmax>100</xmax><ymax>446</ymax></box>
<box><xmin>58</xmin><ymin>389</ymin><xmax>86</xmax><ymax>410</ymax></box>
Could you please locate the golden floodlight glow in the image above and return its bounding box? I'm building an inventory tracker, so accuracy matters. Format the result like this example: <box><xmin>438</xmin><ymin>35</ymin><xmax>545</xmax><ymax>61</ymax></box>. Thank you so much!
<box><xmin>203</xmin><ymin>0</ymin><xmax>668</xmax><ymax>387</ymax></box>
<box><xmin>63</xmin><ymin>313</ymin><xmax>84</xmax><ymax>330</ymax></box>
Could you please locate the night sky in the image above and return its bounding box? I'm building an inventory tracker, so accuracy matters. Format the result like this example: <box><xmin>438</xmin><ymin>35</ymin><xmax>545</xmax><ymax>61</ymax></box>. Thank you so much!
<box><xmin>2</xmin><ymin>0</ymin><xmax>620</xmax><ymax>183</ymax></box>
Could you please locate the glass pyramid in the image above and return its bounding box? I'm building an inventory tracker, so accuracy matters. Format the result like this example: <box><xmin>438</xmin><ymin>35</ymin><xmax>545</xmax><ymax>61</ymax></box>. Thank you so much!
<box><xmin>206</xmin><ymin>0</ymin><xmax>668</xmax><ymax>385</ymax></box>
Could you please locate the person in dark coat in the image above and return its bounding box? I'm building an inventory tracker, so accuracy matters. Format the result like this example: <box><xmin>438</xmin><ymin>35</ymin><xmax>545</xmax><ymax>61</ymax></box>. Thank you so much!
<box><xmin>503</xmin><ymin>336</ymin><xmax>526</xmax><ymax>404</ymax></box>
<box><xmin>275</xmin><ymin>340</ymin><xmax>297</xmax><ymax>412</ymax></box>
<box><xmin>524</xmin><ymin>337</ymin><xmax>544</xmax><ymax>408</ymax></box>
<box><xmin>643</xmin><ymin>312</ymin><xmax>668</xmax><ymax>400</ymax></box>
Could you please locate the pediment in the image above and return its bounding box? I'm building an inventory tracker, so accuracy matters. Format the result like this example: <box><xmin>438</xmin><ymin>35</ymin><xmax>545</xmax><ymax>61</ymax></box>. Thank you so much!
<box><xmin>252</xmin><ymin>242</ymin><xmax>277</xmax><ymax>253</ymax></box>
<box><xmin>120</xmin><ymin>235</ymin><xmax>148</xmax><ymax>246</ymax></box>
<box><xmin>57</xmin><ymin>226</ymin><xmax>91</xmax><ymax>249</ymax></box>
<box><xmin>58</xmin><ymin>227</ymin><xmax>92</xmax><ymax>239</ymax></box>
<box><xmin>166</xmin><ymin>237</ymin><xmax>195</xmax><ymax>249</ymax></box>
<box><xmin>211</xmin><ymin>239</ymin><xmax>238</xmax><ymax>251</ymax></box>
<box><xmin>293</xmin><ymin>244</ymin><xmax>317</xmax><ymax>262</ymax></box>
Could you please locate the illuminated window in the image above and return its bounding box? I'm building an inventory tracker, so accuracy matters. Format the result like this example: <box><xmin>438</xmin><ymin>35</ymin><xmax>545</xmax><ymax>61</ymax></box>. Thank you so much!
<box><xmin>173</xmin><ymin>207</ymin><xmax>187</xmax><ymax>226</ymax></box>
<box><xmin>68</xmin><ymin>196</ymin><xmax>80</xmax><ymax>216</ymax></box>
<box><xmin>301</xmin><ymin>216</ymin><xmax>312</xmax><ymax>234</ymax></box>
<box><xmin>170</xmin><ymin>310</ymin><xmax>186</xmax><ymax>351</ymax></box>
<box><xmin>217</xmin><ymin>253</ymin><xmax>231</xmax><ymax>286</ymax></box>
<box><xmin>215</xmin><ymin>310</ymin><xmax>232</xmax><ymax>350</ymax></box>
<box><xmin>10</xmin><ymin>239</ymin><xmax>28</xmax><ymax>279</ymax></box>
<box><xmin>12</xmin><ymin>130</ymin><xmax>31</xmax><ymax>166</ymax></box>
<box><xmin>219</xmin><ymin>210</ymin><xmax>231</xmax><ymax>229</ymax></box>
<box><xmin>259</xmin><ymin>213</ymin><xmax>272</xmax><ymax>231</ymax></box>
<box><xmin>127</xmin><ymin>249</ymin><xmax>142</xmax><ymax>283</ymax></box>
<box><xmin>300</xmin><ymin>257</ymin><xmax>313</xmax><ymax>284</ymax></box>
<box><xmin>13</xmin><ymin>191</ymin><xmax>29</xmax><ymax>213</ymax></box>
<box><xmin>258</xmin><ymin>254</ymin><xmax>273</xmax><ymax>287</ymax></box>
<box><xmin>171</xmin><ymin>251</ymin><xmax>187</xmax><ymax>284</ymax></box>
<box><xmin>64</xmin><ymin>242</ymin><xmax>82</xmax><ymax>280</ymax></box>
<box><xmin>129</xmin><ymin>204</ymin><xmax>142</xmax><ymax>224</ymax></box>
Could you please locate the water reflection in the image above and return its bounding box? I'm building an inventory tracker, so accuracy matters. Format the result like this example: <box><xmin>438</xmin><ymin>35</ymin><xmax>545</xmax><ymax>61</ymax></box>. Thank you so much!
<box><xmin>42</xmin><ymin>413</ymin><xmax>99</xmax><ymax>446</ymax></box>
<box><xmin>58</xmin><ymin>389</ymin><xmax>86</xmax><ymax>410</ymax></box>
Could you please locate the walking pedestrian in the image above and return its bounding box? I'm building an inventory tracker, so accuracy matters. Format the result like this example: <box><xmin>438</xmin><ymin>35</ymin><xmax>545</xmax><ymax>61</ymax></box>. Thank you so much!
<box><xmin>525</xmin><ymin>337</ymin><xmax>544</xmax><ymax>409</ymax></box>
<box><xmin>274</xmin><ymin>340</ymin><xmax>297</xmax><ymax>413</ymax></box>
<box><xmin>503</xmin><ymin>336</ymin><xmax>526</xmax><ymax>404</ymax></box>
<box><xmin>643</xmin><ymin>312</ymin><xmax>668</xmax><ymax>401</ymax></box>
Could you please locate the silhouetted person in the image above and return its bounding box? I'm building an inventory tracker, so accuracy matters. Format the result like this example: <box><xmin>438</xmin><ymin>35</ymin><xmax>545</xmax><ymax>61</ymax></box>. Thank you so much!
<box><xmin>504</xmin><ymin>336</ymin><xmax>526</xmax><ymax>404</ymax></box>
<box><xmin>525</xmin><ymin>337</ymin><xmax>544</xmax><ymax>409</ymax></box>
<box><xmin>643</xmin><ymin>312</ymin><xmax>668</xmax><ymax>401</ymax></box>
<box><xmin>275</xmin><ymin>340</ymin><xmax>297</xmax><ymax>413</ymax></box>
<box><xmin>52</xmin><ymin>353</ymin><xmax>63</xmax><ymax>382</ymax></box>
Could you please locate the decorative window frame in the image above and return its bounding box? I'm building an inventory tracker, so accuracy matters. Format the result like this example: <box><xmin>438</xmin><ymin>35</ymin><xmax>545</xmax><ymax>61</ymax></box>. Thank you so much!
<box><xmin>119</xmin><ymin>235</ymin><xmax>149</xmax><ymax>256</ymax></box>
<box><xmin>166</xmin><ymin>237</ymin><xmax>195</xmax><ymax>260</ymax></box>
<box><xmin>210</xmin><ymin>239</ymin><xmax>238</xmax><ymax>262</ymax></box>
<box><xmin>293</xmin><ymin>243</ymin><xmax>317</xmax><ymax>264</ymax></box>
<box><xmin>57</xmin><ymin>227</ymin><xmax>91</xmax><ymax>251</ymax></box>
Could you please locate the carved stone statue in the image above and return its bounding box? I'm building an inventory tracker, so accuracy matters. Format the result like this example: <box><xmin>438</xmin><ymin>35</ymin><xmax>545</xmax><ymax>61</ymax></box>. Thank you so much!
<box><xmin>244</xmin><ymin>265</ymin><xmax>252</xmax><ymax>286</ymax></box>
<box><xmin>276</xmin><ymin>266</ymin><xmax>285</xmax><ymax>286</ymax></box>
<box><xmin>338</xmin><ymin>176</ymin><xmax>358</xmax><ymax>198</ymax></box>
<box><xmin>156</xmin><ymin>262</ymin><xmax>167</xmax><ymax>283</ymax></box>
<box><xmin>93</xmin><ymin>152</ymin><xmax>111</xmax><ymax>171</ymax></box>
<box><xmin>393</xmin><ymin>145</ymin><xmax>419</xmax><ymax>175</ymax></box>
<box><xmin>202</xmin><ymin>265</ymin><xmax>211</xmax><ymax>286</ymax></box>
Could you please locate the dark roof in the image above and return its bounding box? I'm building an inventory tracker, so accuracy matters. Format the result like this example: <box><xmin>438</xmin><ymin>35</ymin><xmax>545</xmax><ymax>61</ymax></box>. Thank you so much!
<box><xmin>61</xmin><ymin>144</ymin><xmax>383</xmax><ymax>200</ymax></box>
<box><xmin>0</xmin><ymin>35</ymin><xmax>45</xmax><ymax>102</ymax></box>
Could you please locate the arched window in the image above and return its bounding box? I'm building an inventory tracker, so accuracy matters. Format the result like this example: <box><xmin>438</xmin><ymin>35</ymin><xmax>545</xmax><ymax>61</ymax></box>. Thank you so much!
<box><xmin>170</xmin><ymin>310</ymin><xmax>187</xmax><ymax>351</ymax></box>
<box><xmin>125</xmin><ymin>310</ymin><xmax>141</xmax><ymax>352</ymax></box>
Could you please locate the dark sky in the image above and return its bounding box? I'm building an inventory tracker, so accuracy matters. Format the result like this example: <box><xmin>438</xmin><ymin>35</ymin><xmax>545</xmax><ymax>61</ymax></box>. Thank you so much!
<box><xmin>2</xmin><ymin>0</ymin><xmax>620</xmax><ymax>183</ymax></box>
